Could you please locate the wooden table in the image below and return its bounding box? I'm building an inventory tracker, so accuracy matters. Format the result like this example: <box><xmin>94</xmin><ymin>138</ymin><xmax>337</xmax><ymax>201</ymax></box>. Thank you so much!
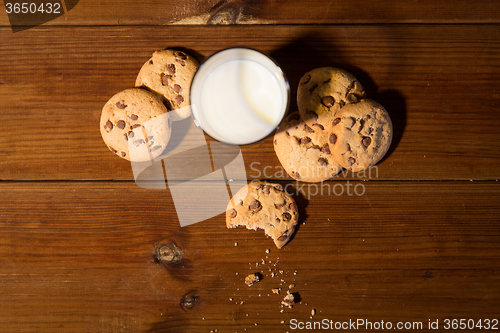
<box><xmin>1</xmin><ymin>1</ymin><xmax>499</xmax><ymax>332</ymax></box>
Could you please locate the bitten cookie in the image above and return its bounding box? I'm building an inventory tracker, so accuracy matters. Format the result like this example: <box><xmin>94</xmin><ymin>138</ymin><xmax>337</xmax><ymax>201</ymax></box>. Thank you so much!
<box><xmin>327</xmin><ymin>99</ymin><xmax>392</xmax><ymax>172</ymax></box>
<box><xmin>135</xmin><ymin>49</ymin><xmax>199</xmax><ymax>122</ymax></box>
<box><xmin>226</xmin><ymin>181</ymin><xmax>299</xmax><ymax>249</ymax></box>
<box><xmin>297</xmin><ymin>67</ymin><xmax>365</xmax><ymax>122</ymax></box>
<box><xmin>100</xmin><ymin>88</ymin><xmax>172</xmax><ymax>162</ymax></box>
<box><xmin>274</xmin><ymin>111</ymin><xmax>342</xmax><ymax>183</ymax></box>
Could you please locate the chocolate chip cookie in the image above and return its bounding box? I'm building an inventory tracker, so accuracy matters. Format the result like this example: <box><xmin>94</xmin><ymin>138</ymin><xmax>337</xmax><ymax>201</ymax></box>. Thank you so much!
<box><xmin>297</xmin><ymin>67</ymin><xmax>365</xmax><ymax>122</ymax></box>
<box><xmin>100</xmin><ymin>88</ymin><xmax>172</xmax><ymax>162</ymax></box>
<box><xmin>274</xmin><ymin>111</ymin><xmax>342</xmax><ymax>183</ymax></box>
<box><xmin>327</xmin><ymin>99</ymin><xmax>392</xmax><ymax>172</ymax></box>
<box><xmin>135</xmin><ymin>49</ymin><xmax>199</xmax><ymax>122</ymax></box>
<box><xmin>226</xmin><ymin>181</ymin><xmax>299</xmax><ymax>249</ymax></box>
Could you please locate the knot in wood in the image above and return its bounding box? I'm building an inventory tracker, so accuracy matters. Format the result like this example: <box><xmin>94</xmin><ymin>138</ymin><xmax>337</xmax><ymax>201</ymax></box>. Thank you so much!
<box><xmin>181</xmin><ymin>295</ymin><xmax>195</xmax><ymax>309</ymax></box>
<box><xmin>155</xmin><ymin>243</ymin><xmax>183</xmax><ymax>265</ymax></box>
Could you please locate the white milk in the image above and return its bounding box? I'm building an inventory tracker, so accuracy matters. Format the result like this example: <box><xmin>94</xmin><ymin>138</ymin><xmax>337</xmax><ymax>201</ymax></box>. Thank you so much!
<box><xmin>190</xmin><ymin>48</ymin><xmax>289</xmax><ymax>145</ymax></box>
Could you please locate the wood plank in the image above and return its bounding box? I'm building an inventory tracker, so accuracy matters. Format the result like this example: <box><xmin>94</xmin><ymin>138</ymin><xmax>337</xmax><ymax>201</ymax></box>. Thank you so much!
<box><xmin>0</xmin><ymin>25</ymin><xmax>499</xmax><ymax>181</ymax></box>
<box><xmin>1</xmin><ymin>0</ymin><xmax>500</xmax><ymax>27</ymax></box>
<box><xmin>0</xmin><ymin>181</ymin><xmax>498</xmax><ymax>332</ymax></box>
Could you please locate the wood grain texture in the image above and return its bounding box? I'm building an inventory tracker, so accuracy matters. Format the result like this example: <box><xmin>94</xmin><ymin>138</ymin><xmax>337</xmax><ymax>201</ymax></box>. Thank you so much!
<box><xmin>1</xmin><ymin>1</ymin><xmax>500</xmax><ymax>331</ymax></box>
<box><xmin>0</xmin><ymin>181</ymin><xmax>498</xmax><ymax>332</ymax></box>
<box><xmin>1</xmin><ymin>0</ymin><xmax>500</xmax><ymax>26</ymax></box>
<box><xmin>0</xmin><ymin>25</ymin><xmax>499</xmax><ymax>181</ymax></box>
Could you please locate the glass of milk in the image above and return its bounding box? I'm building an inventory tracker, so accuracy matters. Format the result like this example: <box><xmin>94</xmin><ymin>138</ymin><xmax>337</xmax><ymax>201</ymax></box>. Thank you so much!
<box><xmin>190</xmin><ymin>48</ymin><xmax>289</xmax><ymax>145</ymax></box>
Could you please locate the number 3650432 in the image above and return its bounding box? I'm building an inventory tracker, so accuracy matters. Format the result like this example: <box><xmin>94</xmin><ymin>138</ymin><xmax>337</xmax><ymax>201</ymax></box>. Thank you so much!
<box><xmin>5</xmin><ymin>3</ymin><xmax>61</xmax><ymax>14</ymax></box>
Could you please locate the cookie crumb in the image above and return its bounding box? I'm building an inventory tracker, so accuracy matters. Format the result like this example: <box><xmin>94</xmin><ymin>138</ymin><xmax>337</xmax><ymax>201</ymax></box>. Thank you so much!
<box><xmin>265</xmin><ymin>249</ymin><xmax>270</xmax><ymax>253</ymax></box>
<box><xmin>272</xmin><ymin>288</ymin><xmax>281</xmax><ymax>294</ymax></box>
<box><xmin>311</xmin><ymin>309</ymin><xmax>316</xmax><ymax>316</ymax></box>
<box><xmin>281</xmin><ymin>290</ymin><xmax>295</xmax><ymax>307</ymax></box>
<box><xmin>289</xmin><ymin>283</ymin><xmax>295</xmax><ymax>289</ymax></box>
<box><xmin>235</xmin><ymin>242</ymin><xmax>238</xmax><ymax>246</ymax></box>
<box><xmin>245</xmin><ymin>273</ymin><xmax>261</xmax><ymax>286</ymax></box>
